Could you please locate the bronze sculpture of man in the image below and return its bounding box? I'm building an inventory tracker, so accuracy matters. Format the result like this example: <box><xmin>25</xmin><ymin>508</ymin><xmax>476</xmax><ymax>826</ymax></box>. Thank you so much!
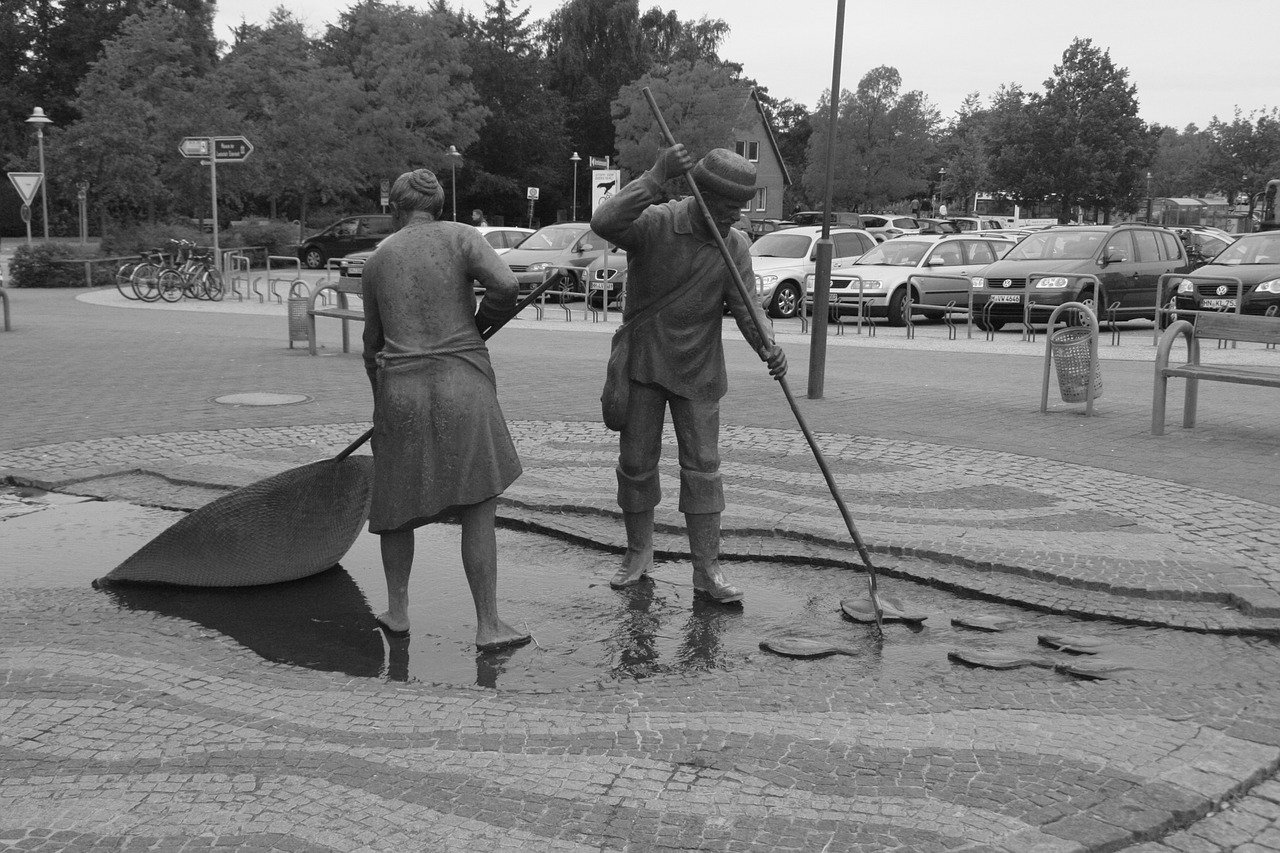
<box><xmin>361</xmin><ymin>168</ymin><xmax>530</xmax><ymax>651</ymax></box>
<box><xmin>592</xmin><ymin>145</ymin><xmax>787</xmax><ymax>604</ymax></box>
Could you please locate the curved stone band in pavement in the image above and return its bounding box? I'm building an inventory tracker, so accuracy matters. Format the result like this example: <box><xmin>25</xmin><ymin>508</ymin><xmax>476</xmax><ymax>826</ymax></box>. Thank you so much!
<box><xmin>4</xmin><ymin>283</ymin><xmax>1280</xmax><ymax>851</ymax></box>
<box><xmin>5</xmin><ymin>419</ymin><xmax>1280</xmax><ymax>633</ymax></box>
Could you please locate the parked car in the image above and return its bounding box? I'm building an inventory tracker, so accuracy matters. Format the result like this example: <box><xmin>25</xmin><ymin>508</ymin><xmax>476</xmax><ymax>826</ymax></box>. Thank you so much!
<box><xmin>335</xmin><ymin>225</ymin><xmax>535</xmax><ymax>284</ymax></box>
<box><xmin>477</xmin><ymin>226</ymin><xmax>535</xmax><ymax>254</ymax></box>
<box><xmin>502</xmin><ymin>222</ymin><xmax>612</xmax><ymax>295</ymax></box>
<box><xmin>970</xmin><ymin>223</ymin><xmax>1191</xmax><ymax>331</ymax></box>
<box><xmin>585</xmin><ymin>246</ymin><xmax>627</xmax><ymax>307</ymax></box>
<box><xmin>949</xmin><ymin>216</ymin><xmax>1007</xmax><ymax>232</ymax></box>
<box><xmin>915</xmin><ymin>218</ymin><xmax>962</xmax><ymax>235</ymax></box>
<box><xmin>1173</xmin><ymin>226</ymin><xmax>1234</xmax><ymax>268</ymax></box>
<box><xmin>750</xmin><ymin>226</ymin><xmax>878</xmax><ymax>319</ymax></box>
<box><xmin>786</xmin><ymin>211</ymin><xmax>860</xmax><ymax>228</ymax></box>
<box><xmin>1171</xmin><ymin>230</ymin><xmax>1280</xmax><ymax>317</ymax></box>
<box><xmin>749</xmin><ymin>218</ymin><xmax>794</xmax><ymax>240</ymax></box>
<box><xmin>296</xmin><ymin>214</ymin><xmax>394</xmax><ymax>270</ymax></box>
<box><xmin>809</xmin><ymin>234</ymin><xmax>1014</xmax><ymax>326</ymax></box>
<box><xmin>858</xmin><ymin>214</ymin><xmax>921</xmax><ymax>243</ymax></box>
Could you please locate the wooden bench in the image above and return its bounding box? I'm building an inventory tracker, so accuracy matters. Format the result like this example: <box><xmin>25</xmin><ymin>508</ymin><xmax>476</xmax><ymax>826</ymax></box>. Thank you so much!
<box><xmin>1152</xmin><ymin>312</ymin><xmax>1280</xmax><ymax>435</ymax></box>
<box><xmin>307</xmin><ymin>277</ymin><xmax>363</xmax><ymax>356</ymax></box>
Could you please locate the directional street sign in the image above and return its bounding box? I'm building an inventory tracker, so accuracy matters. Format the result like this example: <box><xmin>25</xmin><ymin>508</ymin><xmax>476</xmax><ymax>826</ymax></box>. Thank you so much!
<box><xmin>178</xmin><ymin>136</ymin><xmax>253</xmax><ymax>162</ymax></box>
<box><xmin>211</xmin><ymin>136</ymin><xmax>253</xmax><ymax>162</ymax></box>
<box><xmin>179</xmin><ymin>137</ymin><xmax>210</xmax><ymax>159</ymax></box>
<box><xmin>8</xmin><ymin>172</ymin><xmax>43</xmax><ymax>206</ymax></box>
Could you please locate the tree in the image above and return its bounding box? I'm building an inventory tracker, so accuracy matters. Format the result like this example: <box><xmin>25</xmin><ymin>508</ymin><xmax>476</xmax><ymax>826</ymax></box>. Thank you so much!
<box><xmin>611</xmin><ymin>60</ymin><xmax>748</xmax><ymax>184</ymax></box>
<box><xmin>322</xmin><ymin>0</ymin><xmax>489</xmax><ymax>196</ymax></box>
<box><xmin>1203</xmin><ymin>108</ymin><xmax>1280</xmax><ymax>204</ymax></box>
<box><xmin>758</xmin><ymin>92</ymin><xmax>810</xmax><ymax>211</ymax></box>
<box><xmin>1005</xmin><ymin>38</ymin><xmax>1150</xmax><ymax>222</ymax></box>
<box><xmin>461</xmin><ymin>0</ymin><xmax>570</xmax><ymax>224</ymax></box>
<box><xmin>540</xmin><ymin>0</ymin><xmax>648</xmax><ymax>163</ymax></box>
<box><xmin>936</xmin><ymin>93</ymin><xmax>990</xmax><ymax>215</ymax></box>
<box><xmin>53</xmin><ymin>4</ymin><xmax>220</xmax><ymax>228</ymax></box>
<box><xmin>802</xmin><ymin>66</ymin><xmax>938</xmax><ymax>211</ymax></box>
<box><xmin>211</xmin><ymin>9</ymin><xmax>366</xmax><ymax>224</ymax></box>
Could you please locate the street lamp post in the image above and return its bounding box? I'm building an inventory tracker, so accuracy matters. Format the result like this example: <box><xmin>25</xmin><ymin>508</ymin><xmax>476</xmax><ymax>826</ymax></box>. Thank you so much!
<box><xmin>26</xmin><ymin>107</ymin><xmax>53</xmax><ymax>241</ymax></box>
<box><xmin>446</xmin><ymin>145</ymin><xmax>461</xmax><ymax>221</ymax></box>
<box><xmin>570</xmin><ymin>151</ymin><xmax>581</xmax><ymax>220</ymax></box>
<box><xmin>937</xmin><ymin>167</ymin><xmax>946</xmax><ymax>214</ymax></box>
<box><xmin>1146</xmin><ymin>171</ymin><xmax>1153</xmax><ymax>222</ymax></box>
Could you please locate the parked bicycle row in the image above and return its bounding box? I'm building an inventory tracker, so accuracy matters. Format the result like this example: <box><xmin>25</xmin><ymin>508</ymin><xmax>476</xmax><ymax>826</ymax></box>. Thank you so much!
<box><xmin>115</xmin><ymin>239</ymin><xmax>223</xmax><ymax>303</ymax></box>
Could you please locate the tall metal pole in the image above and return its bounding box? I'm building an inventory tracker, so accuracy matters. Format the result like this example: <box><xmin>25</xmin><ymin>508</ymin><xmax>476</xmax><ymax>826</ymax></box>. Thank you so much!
<box><xmin>570</xmin><ymin>151</ymin><xmax>581</xmax><ymax>220</ymax></box>
<box><xmin>27</xmin><ymin>107</ymin><xmax>53</xmax><ymax>242</ymax></box>
<box><xmin>446</xmin><ymin>145</ymin><xmax>461</xmax><ymax>221</ymax></box>
<box><xmin>806</xmin><ymin>0</ymin><xmax>846</xmax><ymax>399</ymax></box>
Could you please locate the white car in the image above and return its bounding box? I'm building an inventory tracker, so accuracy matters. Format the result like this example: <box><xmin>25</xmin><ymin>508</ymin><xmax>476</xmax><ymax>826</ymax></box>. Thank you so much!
<box><xmin>808</xmin><ymin>234</ymin><xmax>1014</xmax><ymax>326</ymax></box>
<box><xmin>750</xmin><ymin>226</ymin><xmax>878</xmax><ymax>318</ymax></box>
<box><xmin>477</xmin><ymin>226</ymin><xmax>535</xmax><ymax>255</ymax></box>
<box><xmin>858</xmin><ymin>214</ymin><xmax>922</xmax><ymax>243</ymax></box>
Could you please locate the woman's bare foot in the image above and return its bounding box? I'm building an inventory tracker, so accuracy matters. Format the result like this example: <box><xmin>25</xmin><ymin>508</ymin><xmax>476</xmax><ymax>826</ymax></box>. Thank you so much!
<box><xmin>476</xmin><ymin>620</ymin><xmax>532</xmax><ymax>651</ymax></box>
<box><xmin>376</xmin><ymin>610</ymin><xmax>410</xmax><ymax>634</ymax></box>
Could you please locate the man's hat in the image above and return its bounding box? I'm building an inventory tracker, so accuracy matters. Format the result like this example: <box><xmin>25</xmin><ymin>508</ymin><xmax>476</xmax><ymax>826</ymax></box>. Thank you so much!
<box><xmin>691</xmin><ymin>149</ymin><xmax>756</xmax><ymax>203</ymax></box>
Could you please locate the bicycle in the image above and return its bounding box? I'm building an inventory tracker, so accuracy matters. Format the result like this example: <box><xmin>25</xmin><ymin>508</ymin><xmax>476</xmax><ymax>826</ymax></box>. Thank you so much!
<box><xmin>114</xmin><ymin>257</ymin><xmax>146</xmax><ymax>300</ymax></box>
<box><xmin>155</xmin><ymin>240</ymin><xmax>220</xmax><ymax>302</ymax></box>
<box><xmin>128</xmin><ymin>247</ymin><xmax>175</xmax><ymax>302</ymax></box>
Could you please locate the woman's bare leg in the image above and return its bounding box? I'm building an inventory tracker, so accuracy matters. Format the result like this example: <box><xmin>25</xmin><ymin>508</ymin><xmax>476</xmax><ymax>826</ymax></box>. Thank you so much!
<box><xmin>377</xmin><ymin>529</ymin><xmax>414</xmax><ymax>632</ymax></box>
<box><xmin>459</xmin><ymin>498</ymin><xmax>531</xmax><ymax>650</ymax></box>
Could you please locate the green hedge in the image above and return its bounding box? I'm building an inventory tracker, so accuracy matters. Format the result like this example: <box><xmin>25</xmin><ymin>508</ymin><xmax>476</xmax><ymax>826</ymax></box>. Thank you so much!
<box><xmin>9</xmin><ymin>243</ymin><xmax>116</xmax><ymax>288</ymax></box>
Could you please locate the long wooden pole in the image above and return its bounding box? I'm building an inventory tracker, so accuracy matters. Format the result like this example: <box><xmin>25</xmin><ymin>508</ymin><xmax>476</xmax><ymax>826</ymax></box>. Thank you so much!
<box><xmin>641</xmin><ymin>87</ymin><xmax>884</xmax><ymax>635</ymax></box>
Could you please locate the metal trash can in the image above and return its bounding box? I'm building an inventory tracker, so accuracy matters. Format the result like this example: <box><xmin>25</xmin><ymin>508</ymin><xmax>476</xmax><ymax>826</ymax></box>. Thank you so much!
<box><xmin>287</xmin><ymin>280</ymin><xmax>311</xmax><ymax>349</ymax></box>
<box><xmin>1050</xmin><ymin>326</ymin><xmax>1102</xmax><ymax>402</ymax></box>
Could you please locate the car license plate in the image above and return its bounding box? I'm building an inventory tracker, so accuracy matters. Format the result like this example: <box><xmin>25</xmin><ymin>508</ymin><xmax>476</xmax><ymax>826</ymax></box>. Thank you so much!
<box><xmin>990</xmin><ymin>294</ymin><xmax>1020</xmax><ymax>303</ymax></box>
<box><xmin>1201</xmin><ymin>298</ymin><xmax>1236</xmax><ymax>309</ymax></box>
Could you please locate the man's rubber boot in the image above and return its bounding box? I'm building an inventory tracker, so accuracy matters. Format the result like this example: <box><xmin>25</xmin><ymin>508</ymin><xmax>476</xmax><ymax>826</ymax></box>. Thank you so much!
<box><xmin>610</xmin><ymin>509</ymin><xmax>654</xmax><ymax>589</ymax></box>
<box><xmin>687</xmin><ymin>512</ymin><xmax>743</xmax><ymax>604</ymax></box>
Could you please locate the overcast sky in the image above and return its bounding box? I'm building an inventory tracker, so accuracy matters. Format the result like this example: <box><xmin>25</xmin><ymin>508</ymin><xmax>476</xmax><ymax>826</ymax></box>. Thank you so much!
<box><xmin>213</xmin><ymin>0</ymin><xmax>1275</xmax><ymax>132</ymax></box>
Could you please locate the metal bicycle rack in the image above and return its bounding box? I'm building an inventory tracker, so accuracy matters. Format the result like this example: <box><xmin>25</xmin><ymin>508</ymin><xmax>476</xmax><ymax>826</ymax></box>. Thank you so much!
<box><xmin>904</xmin><ymin>273</ymin><xmax>980</xmax><ymax>340</ymax></box>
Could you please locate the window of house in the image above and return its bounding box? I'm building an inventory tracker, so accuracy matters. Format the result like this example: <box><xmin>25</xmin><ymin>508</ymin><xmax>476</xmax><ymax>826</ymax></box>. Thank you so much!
<box><xmin>734</xmin><ymin>140</ymin><xmax>760</xmax><ymax>162</ymax></box>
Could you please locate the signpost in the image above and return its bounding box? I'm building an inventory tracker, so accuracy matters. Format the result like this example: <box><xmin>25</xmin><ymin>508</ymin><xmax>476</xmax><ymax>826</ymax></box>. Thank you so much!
<box><xmin>8</xmin><ymin>172</ymin><xmax>43</xmax><ymax>245</ymax></box>
<box><xmin>526</xmin><ymin>186</ymin><xmax>539</xmax><ymax>227</ymax></box>
<box><xmin>180</xmin><ymin>136</ymin><xmax>255</xmax><ymax>268</ymax></box>
<box><xmin>591</xmin><ymin>169</ymin><xmax>620</xmax><ymax>214</ymax></box>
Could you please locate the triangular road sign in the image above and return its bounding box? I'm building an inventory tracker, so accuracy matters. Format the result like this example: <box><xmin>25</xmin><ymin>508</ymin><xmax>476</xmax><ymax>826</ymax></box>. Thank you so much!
<box><xmin>8</xmin><ymin>172</ymin><xmax>43</xmax><ymax>206</ymax></box>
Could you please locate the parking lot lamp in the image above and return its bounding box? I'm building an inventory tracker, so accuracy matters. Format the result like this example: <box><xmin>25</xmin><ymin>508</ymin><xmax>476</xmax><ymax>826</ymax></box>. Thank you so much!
<box><xmin>570</xmin><ymin>151</ymin><xmax>581</xmax><ymax>221</ymax></box>
<box><xmin>26</xmin><ymin>107</ymin><xmax>53</xmax><ymax>241</ymax></box>
<box><xmin>446</xmin><ymin>145</ymin><xmax>461</xmax><ymax>221</ymax></box>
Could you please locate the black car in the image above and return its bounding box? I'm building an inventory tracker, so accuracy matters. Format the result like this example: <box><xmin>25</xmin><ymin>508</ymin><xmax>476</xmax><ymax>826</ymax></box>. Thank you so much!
<box><xmin>1171</xmin><ymin>231</ymin><xmax>1280</xmax><ymax>317</ymax></box>
<box><xmin>970</xmin><ymin>224</ymin><xmax>1191</xmax><ymax>330</ymax></box>
<box><xmin>296</xmin><ymin>214</ymin><xmax>394</xmax><ymax>270</ymax></box>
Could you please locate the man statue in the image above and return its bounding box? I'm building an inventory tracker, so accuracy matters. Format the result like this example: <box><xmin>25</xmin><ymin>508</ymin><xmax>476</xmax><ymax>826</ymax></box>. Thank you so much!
<box><xmin>591</xmin><ymin>145</ymin><xmax>787</xmax><ymax>604</ymax></box>
<box><xmin>361</xmin><ymin>168</ymin><xmax>530</xmax><ymax>651</ymax></box>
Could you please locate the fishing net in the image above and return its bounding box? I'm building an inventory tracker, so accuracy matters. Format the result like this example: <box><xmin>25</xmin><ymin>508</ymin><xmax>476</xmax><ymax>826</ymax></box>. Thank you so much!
<box><xmin>96</xmin><ymin>455</ymin><xmax>373</xmax><ymax>587</ymax></box>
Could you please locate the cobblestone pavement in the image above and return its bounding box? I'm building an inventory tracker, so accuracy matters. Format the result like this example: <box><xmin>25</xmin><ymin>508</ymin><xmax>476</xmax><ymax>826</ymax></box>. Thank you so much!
<box><xmin>3</xmin><ymin>283</ymin><xmax>1280</xmax><ymax>852</ymax></box>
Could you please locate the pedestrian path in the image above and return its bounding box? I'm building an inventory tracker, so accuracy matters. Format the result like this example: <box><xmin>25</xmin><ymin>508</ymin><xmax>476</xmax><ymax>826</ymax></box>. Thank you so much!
<box><xmin>3</xmin><ymin>284</ymin><xmax>1280</xmax><ymax>852</ymax></box>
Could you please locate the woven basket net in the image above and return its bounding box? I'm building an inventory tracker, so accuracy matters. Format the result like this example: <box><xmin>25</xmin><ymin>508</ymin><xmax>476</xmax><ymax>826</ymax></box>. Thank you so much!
<box><xmin>98</xmin><ymin>455</ymin><xmax>373</xmax><ymax>587</ymax></box>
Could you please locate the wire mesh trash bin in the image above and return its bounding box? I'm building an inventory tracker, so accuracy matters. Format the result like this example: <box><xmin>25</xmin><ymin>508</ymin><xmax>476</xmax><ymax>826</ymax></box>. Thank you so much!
<box><xmin>1050</xmin><ymin>326</ymin><xmax>1102</xmax><ymax>402</ymax></box>
<box><xmin>287</xmin><ymin>280</ymin><xmax>311</xmax><ymax>349</ymax></box>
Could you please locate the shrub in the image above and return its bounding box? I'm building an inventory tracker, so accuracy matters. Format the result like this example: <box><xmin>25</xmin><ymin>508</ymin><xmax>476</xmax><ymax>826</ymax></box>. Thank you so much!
<box><xmin>223</xmin><ymin>220</ymin><xmax>301</xmax><ymax>257</ymax></box>
<box><xmin>8</xmin><ymin>243</ymin><xmax>115</xmax><ymax>288</ymax></box>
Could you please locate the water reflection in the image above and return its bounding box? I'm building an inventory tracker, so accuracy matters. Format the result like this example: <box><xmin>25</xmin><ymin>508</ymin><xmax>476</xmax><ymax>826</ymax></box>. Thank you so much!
<box><xmin>604</xmin><ymin>580</ymin><xmax>740</xmax><ymax>678</ymax></box>
<box><xmin>102</xmin><ymin>566</ymin><xmax>388</xmax><ymax>678</ymax></box>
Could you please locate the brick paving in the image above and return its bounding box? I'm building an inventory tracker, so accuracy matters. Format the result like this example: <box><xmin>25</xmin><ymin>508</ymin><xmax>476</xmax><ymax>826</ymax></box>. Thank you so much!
<box><xmin>3</xmin><ymin>277</ymin><xmax>1280</xmax><ymax>852</ymax></box>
